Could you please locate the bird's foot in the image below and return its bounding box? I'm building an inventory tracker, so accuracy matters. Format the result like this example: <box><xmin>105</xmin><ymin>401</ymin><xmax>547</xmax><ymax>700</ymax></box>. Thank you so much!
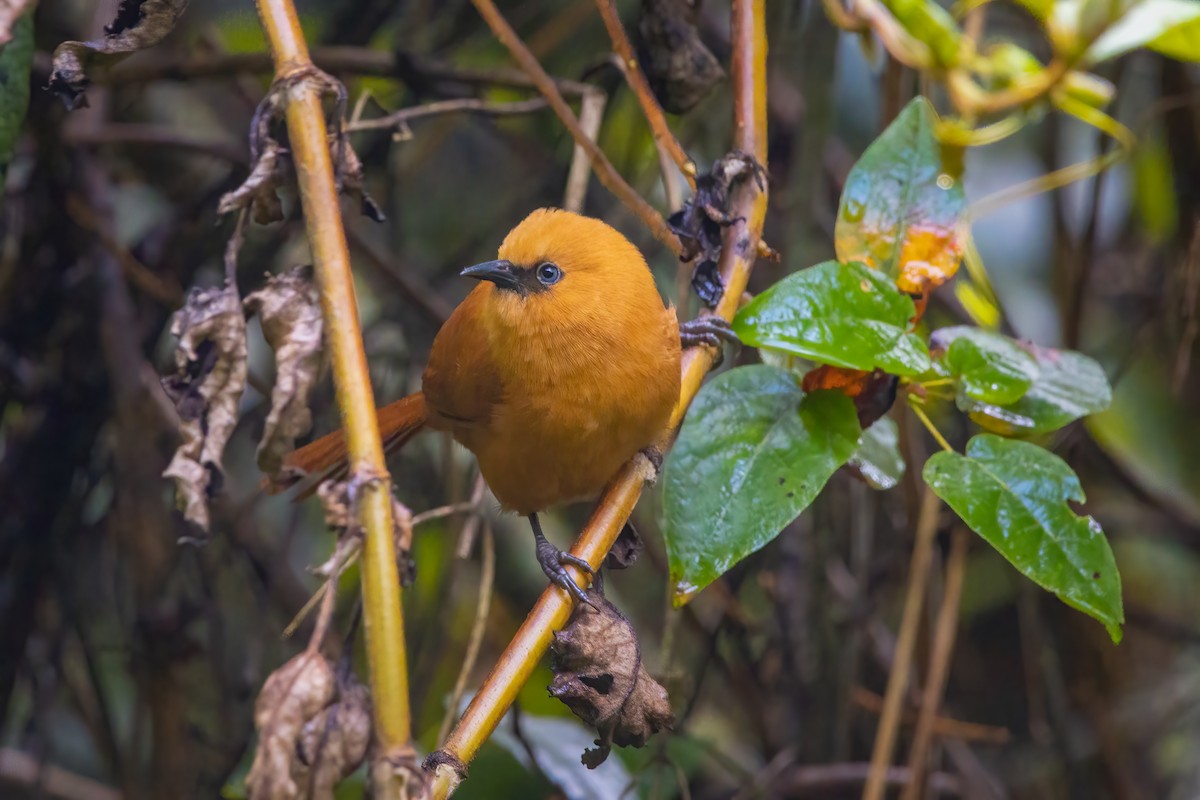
<box><xmin>680</xmin><ymin>316</ymin><xmax>739</xmax><ymax>367</ymax></box>
<box><xmin>532</xmin><ymin>517</ymin><xmax>595</xmax><ymax>607</ymax></box>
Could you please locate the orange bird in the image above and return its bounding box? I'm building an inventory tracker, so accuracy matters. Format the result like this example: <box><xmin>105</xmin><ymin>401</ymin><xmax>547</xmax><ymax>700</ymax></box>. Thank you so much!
<box><xmin>279</xmin><ymin>209</ymin><xmax>730</xmax><ymax>602</ymax></box>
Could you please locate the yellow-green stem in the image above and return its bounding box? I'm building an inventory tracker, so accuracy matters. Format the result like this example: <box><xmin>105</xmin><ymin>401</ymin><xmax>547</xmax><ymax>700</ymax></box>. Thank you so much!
<box><xmin>253</xmin><ymin>0</ymin><xmax>411</xmax><ymax>752</ymax></box>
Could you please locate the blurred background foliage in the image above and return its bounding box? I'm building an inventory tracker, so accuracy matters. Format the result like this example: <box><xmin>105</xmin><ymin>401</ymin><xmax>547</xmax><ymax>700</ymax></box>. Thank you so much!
<box><xmin>1</xmin><ymin>0</ymin><xmax>1200</xmax><ymax>798</ymax></box>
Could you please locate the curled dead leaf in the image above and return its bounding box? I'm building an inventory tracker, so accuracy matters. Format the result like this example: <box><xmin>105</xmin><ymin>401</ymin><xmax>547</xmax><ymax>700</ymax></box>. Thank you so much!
<box><xmin>49</xmin><ymin>0</ymin><xmax>189</xmax><ymax>109</ymax></box>
<box><xmin>247</xmin><ymin>652</ymin><xmax>370</xmax><ymax>800</ymax></box>
<box><xmin>669</xmin><ymin>152</ymin><xmax>766</xmax><ymax>307</ymax></box>
<box><xmin>549</xmin><ymin>593</ymin><xmax>673</xmax><ymax>768</ymax></box>
<box><xmin>218</xmin><ymin>137</ymin><xmax>287</xmax><ymax>224</ymax></box>
<box><xmin>244</xmin><ymin>265</ymin><xmax>324</xmax><ymax>478</ymax></box>
<box><xmin>802</xmin><ymin>366</ymin><xmax>898</xmax><ymax>430</ymax></box>
<box><xmin>637</xmin><ymin>0</ymin><xmax>725</xmax><ymax>114</ymax></box>
<box><xmin>314</xmin><ymin>477</ymin><xmax>416</xmax><ymax>586</ymax></box>
<box><xmin>605</xmin><ymin>521</ymin><xmax>642</xmax><ymax>570</ymax></box>
<box><xmin>335</xmin><ymin>137</ymin><xmax>385</xmax><ymax>223</ymax></box>
<box><xmin>161</xmin><ymin>284</ymin><xmax>247</xmax><ymax>531</ymax></box>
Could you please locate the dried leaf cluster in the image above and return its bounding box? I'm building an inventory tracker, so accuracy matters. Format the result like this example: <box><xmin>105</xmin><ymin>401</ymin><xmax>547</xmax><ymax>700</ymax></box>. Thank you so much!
<box><xmin>49</xmin><ymin>0</ymin><xmax>190</xmax><ymax>109</ymax></box>
<box><xmin>314</xmin><ymin>477</ymin><xmax>415</xmax><ymax>586</ymax></box>
<box><xmin>669</xmin><ymin>151</ymin><xmax>766</xmax><ymax>306</ymax></box>
<box><xmin>636</xmin><ymin>0</ymin><xmax>725</xmax><ymax>114</ymax></box>
<box><xmin>162</xmin><ymin>267</ymin><xmax>325</xmax><ymax>531</ymax></box>
<box><xmin>246</xmin><ymin>652</ymin><xmax>371</xmax><ymax>800</ymax></box>
<box><xmin>549</xmin><ymin>592</ymin><xmax>674</xmax><ymax>768</ymax></box>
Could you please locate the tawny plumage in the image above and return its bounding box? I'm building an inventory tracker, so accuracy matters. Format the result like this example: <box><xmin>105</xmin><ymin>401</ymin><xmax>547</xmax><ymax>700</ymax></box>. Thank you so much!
<box><xmin>280</xmin><ymin>208</ymin><xmax>721</xmax><ymax>602</ymax></box>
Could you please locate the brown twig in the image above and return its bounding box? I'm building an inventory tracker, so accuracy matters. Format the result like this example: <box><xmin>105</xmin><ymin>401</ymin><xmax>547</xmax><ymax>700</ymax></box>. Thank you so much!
<box><xmin>0</xmin><ymin>748</ymin><xmax>122</xmax><ymax>800</ymax></box>
<box><xmin>468</xmin><ymin>0</ymin><xmax>683</xmax><ymax>257</ymax></box>
<box><xmin>901</xmin><ymin>527</ymin><xmax>970</xmax><ymax>799</ymax></box>
<box><xmin>851</xmin><ymin>687</ymin><xmax>1009</xmax><ymax>745</ymax></box>
<box><xmin>561</xmin><ymin>88</ymin><xmax>607</xmax><ymax>213</ymax></box>
<box><xmin>436</xmin><ymin>523</ymin><xmax>496</xmax><ymax>747</ymax></box>
<box><xmin>65</xmin><ymin>122</ymin><xmax>249</xmax><ymax>164</ymax></box>
<box><xmin>425</xmin><ymin>1</ymin><xmax>768</xmax><ymax>796</ymax></box>
<box><xmin>347</xmin><ymin>97</ymin><xmax>550</xmax><ymax>133</ymax></box>
<box><xmin>411</xmin><ymin>502</ymin><xmax>478</xmax><ymax>527</ymax></box>
<box><xmin>780</xmin><ymin>762</ymin><xmax>961</xmax><ymax>796</ymax></box>
<box><xmin>344</xmin><ymin>225</ymin><xmax>453</xmax><ymax>325</ymax></box>
<box><xmin>863</xmin><ymin>487</ymin><xmax>941</xmax><ymax>800</ymax></box>
<box><xmin>594</xmin><ymin>0</ymin><xmax>696</xmax><ymax>187</ymax></box>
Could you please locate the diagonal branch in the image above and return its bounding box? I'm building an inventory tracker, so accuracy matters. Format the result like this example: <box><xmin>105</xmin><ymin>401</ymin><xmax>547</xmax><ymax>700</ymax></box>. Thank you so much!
<box><xmin>593</xmin><ymin>0</ymin><xmax>697</xmax><ymax>189</ymax></box>
<box><xmin>469</xmin><ymin>0</ymin><xmax>683</xmax><ymax>257</ymax></box>
<box><xmin>424</xmin><ymin>1</ymin><xmax>769</xmax><ymax>797</ymax></box>
<box><xmin>251</xmin><ymin>0</ymin><xmax>413</xmax><ymax>776</ymax></box>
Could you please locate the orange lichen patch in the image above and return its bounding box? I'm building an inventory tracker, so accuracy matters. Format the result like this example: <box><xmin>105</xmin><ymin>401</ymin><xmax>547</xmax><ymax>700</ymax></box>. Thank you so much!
<box><xmin>896</xmin><ymin>223</ymin><xmax>963</xmax><ymax>295</ymax></box>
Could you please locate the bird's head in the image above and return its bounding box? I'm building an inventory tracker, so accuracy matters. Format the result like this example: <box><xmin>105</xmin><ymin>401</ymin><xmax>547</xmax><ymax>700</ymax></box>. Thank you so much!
<box><xmin>460</xmin><ymin>209</ymin><xmax>660</xmax><ymax>323</ymax></box>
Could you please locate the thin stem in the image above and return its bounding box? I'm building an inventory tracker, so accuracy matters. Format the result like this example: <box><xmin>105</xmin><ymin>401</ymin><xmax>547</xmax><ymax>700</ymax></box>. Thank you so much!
<box><xmin>862</xmin><ymin>488</ymin><xmax>941</xmax><ymax>800</ymax></box>
<box><xmin>594</xmin><ymin>0</ymin><xmax>697</xmax><ymax>186</ymax></box>
<box><xmin>468</xmin><ymin>0</ymin><xmax>683</xmax><ymax>257</ymax></box>
<box><xmin>562</xmin><ymin>88</ymin><xmax>608</xmax><ymax>213</ymax></box>
<box><xmin>907</xmin><ymin>399</ymin><xmax>954</xmax><ymax>454</ymax></box>
<box><xmin>347</xmin><ymin>96</ymin><xmax>549</xmax><ymax>133</ymax></box>
<box><xmin>437</xmin><ymin>523</ymin><xmax>496</xmax><ymax>747</ymax></box>
<box><xmin>252</xmin><ymin>0</ymin><xmax>411</xmax><ymax>755</ymax></box>
<box><xmin>426</xmin><ymin>1</ymin><xmax>768</xmax><ymax>795</ymax></box>
<box><xmin>901</xmin><ymin>527</ymin><xmax>969</xmax><ymax>800</ymax></box>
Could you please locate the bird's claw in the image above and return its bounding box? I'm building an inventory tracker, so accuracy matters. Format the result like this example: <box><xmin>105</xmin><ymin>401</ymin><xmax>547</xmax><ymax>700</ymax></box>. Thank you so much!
<box><xmin>680</xmin><ymin>316</ymin><xmax>739</xmax><ymax>367</ymax></box>
<box><xmin>536</xmin><ymin>537</ymin><xmax>595</xmax><ymax>607</ymax></box>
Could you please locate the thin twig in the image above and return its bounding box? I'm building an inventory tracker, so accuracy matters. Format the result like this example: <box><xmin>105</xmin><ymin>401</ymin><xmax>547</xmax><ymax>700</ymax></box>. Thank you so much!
<box><xmin>468</xmin><ymin>0</ymin><xmax>683</xmax><ymax>257</ymax></box>
<box><xmin>437</xmin><ymin>523</ymin><xmax>496</xmax><ymax>747</ymax></box>
<box><xmin>345</xmin><ymin>224</ymin><xmax>453</xmax><ymax>324</ymax></box>
<box><xmin>253</xmin><ymin>0</ymin><xmax>412</xmax><ymax>762</ymax></box>
<box><xmin>65</xmin><ymin>122</ymin><xmax>249</xmax><ymax>164</ymax></box>
<box><xmin>862</xmin><ymin>487</ymin><xmax>941</xmax><ymax>800</ymax></box>
<box><xmin>782</xmin><ymin>762</ymin><xmax>961</xmax><ymax>796</ymax></box>
<box><xmin>594</xmin><ymin>0</ymin><xmax>696</xmax><ymax>187</ymax></box>
<box><xmin>347</xmin><ymin>97</ymin><xmax>550</xmax><ymax>133</ymax></box>
<box><xmin>901</xmin><ymin>527</ymin><xmax>970</xmax><ymax>799</ymax></box>
<box><xmin>425</xmin><ymin>2</ymin><xmax>768</xmax><ymax>797</ymax></box>
<box><xmin>412</xmin><ymin>502</ymin><xmax>477</xmax><ymax>527</ymax></box>
<box><xmin>562</xmin><ymin>89</ymin><xmax>607</xmax><ymax>213</ymax></box>
<box><xmin>0</xmin><ymin>748</ymin><xmax>122</xmax><ymax>800</ymax></box>
<box><xmin>851</xmin><ymin>687</ymin><xmax>1009</xmax><ymax>745</ymax></box>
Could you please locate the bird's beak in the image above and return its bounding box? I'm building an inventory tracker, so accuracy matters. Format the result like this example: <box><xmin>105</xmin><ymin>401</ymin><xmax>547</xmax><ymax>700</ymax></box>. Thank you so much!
<box><xmin>460</xmin><ymin>259</ymin><xmax>520</xmax><ymax>291</ymax></box>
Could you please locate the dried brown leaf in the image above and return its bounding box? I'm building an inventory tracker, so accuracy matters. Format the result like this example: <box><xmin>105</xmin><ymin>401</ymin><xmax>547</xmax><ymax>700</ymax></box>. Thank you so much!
<box><xmin>0</xmin><ymin>0</ymin><xmax>35</xmax><ymax>47</ymax></box>
<box><xmin>637</xmin><ymin>0</ymin><xmax>725</xmax><ymax>114</ymax></box>
<box><xmin>49</xmin><ymin>0</ymin><xmax>189</xmax><ymax>109</ymax></box>
<box><xmin>244</xmin><ymin>265</ymin><xmax>323</xmax><ymax>477</ymax></box>
<box><xmin>296</xmin><ymin>674</ymin><xmax>371</xmax><ymax>797</ymax></box>
<box><xmin>605</xmin><ymin>521</ymin><xmax>642</xmax><ymax>570</ymax></box>
<box><xmin>549</xmin><ymin>593</ymin><xmax>673</xmax><ymax>768</ymax></box>
<box><xmin>313</xmin><ymin>478</ymin><xmax>415</xmax><ymax>586</ymax></box>
<box><xmin>335</xmin><ymin>138</ymin><xmax>385</xmax><ymax>223</ymax></box>
<box><xmin>161</xmin><ymin>284</ymin><xmax>247</xmax><ymax>531</ymax></box>
<box><xmin>218</xmin><ymin>137</ymin><xmax>286</xmax><ymax>224</ymax></box>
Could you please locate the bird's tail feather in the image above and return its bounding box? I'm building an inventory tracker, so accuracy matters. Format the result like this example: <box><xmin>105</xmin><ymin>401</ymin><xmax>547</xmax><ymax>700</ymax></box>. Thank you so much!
<box><xmin>265</xmin><ymin>392</ymin><xmax>428</xmax><ymax>498</ymax></box>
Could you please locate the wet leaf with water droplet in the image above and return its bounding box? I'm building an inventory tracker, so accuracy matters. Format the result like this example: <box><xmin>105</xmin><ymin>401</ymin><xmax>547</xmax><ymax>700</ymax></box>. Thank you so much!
<box><xmin>931</xmin><ymin>326</ymin><xmax>1039</xmax><ymax>405</ymax></box>
<box><xmin>848</xmin><ymin>417</ymin><xmax>905</xmax><ymax>490</ymax></box>
<box><xmin>663</xmin><ymin>366</ymin><xmax>860</xmax><ymax>603</ymax></box>
<box><xmin>733</xmin><ymin>261</ymin><xmax>930</xmax><ymax>376</ymax></box>
<box><xmin>836</xmin><ymin>97</ymin><xmax>966</xmax><ymax>297</ymax></box>
<box><xmin>924</xmin><ymin>434</ymin><xmax>1124</xmax><ymax>642</ymax></box>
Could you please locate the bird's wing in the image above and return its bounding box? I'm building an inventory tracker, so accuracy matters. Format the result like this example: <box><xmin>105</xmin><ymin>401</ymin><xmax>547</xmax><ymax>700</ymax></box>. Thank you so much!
<box><xmin>421</xmin><ymin>285</ymin><xmax>503</xmax><ymax>428</ymax></box>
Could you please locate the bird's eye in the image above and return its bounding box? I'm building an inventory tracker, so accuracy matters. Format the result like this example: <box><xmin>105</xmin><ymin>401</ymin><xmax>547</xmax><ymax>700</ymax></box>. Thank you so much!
<box><xmin>536</xmin><ymin>262</ymin><xmax>562</xmax><ymax>286</ymax></box>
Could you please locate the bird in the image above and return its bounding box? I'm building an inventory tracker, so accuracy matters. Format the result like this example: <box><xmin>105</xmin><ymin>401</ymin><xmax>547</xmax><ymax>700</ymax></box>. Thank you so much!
<box><xmin>276</xmin><ymin>208</ymin><xmax>732</xmax><ymax>603</ymax></box>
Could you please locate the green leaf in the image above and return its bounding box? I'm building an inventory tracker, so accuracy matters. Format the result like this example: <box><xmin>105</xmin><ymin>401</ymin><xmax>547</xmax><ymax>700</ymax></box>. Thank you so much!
<box><xmin>1011</xmin><ymin>0</ymin><xmax>1053</xmax><ymax>18</ymax></box>
<box><xmin>733</xmin><ymin>261</ymin><xmax>931</xmax><ymax>376</ymax></box>
<box><xmin>1088</xmin><ymin>0</ymin><xmax>1200</xmax><ymax>63</ymax></box>
<box><xmin>882</xmin><ymin>0</ymin><xmax>962</xmax><ymax>66</ymax></box>
<box><xmin>924</xmin><ymin>435</ymin><xmax>1124</xmax><ymax>642</ymax></box>
<box><xmin>836</xmin><ymin>97</ymin><xmax>967</xmax><ymax>293</ymax></box>
<box><xmin>849</xmin><ymin>417</ymin><xmax>906</xmax><ymax>490</ymax></box>
<box><xmin>931</xmin><ymin>326</ymin><xmax>1039</xmax><ymax>405</ymax></box>
<box><xmin>664</xmin><ymin>366</ymin><xmax>861</xmax><ymax>603</ymax></box>
<box><xmin>0</xmin><ymin>13</ymin><xmax>33</xmax><ymax>173</ymax></box>
<box><xmin>961</xmin><ymin>345</ymin><xmax>1112</xmax><ymax>435</ymax></box>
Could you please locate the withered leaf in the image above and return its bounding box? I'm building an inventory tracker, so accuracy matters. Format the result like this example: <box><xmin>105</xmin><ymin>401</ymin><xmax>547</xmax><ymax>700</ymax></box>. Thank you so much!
<box><xmin>605</xmin><ymin>521</ymin><xmax>642</xmax><ymax>570</ymax></box>
<box><xmin>314</xmin><ymin>478</ymin><xmax>416</xmax><ymax>587</ymax></box>
<box><xmin>246</xmin><ymin>651</ymin><xmax>339</xmax><ymax>800</ymax></box>
<box><xmin>162</xmin><ymin>284</ymin><xmax>247</xmax><ymax>532</ymax></box>
<box><xmin>217</xmin><ymin>137</ymin><xmax>286</xmax><ymax>225</ymax></box>
<box><xmin>669</xmin><ymin>152</ymin><xmax>766</xmax><ymax>307</ymax></box>
<box><xmin>549</xmin><ymin>593</ymin><xmax>673</xmax><ymax>768</ymax></box>
<box><xmin>637</xmin><ymin>0</ymin><xmax>725</xmax><ymax>114</ymax></box>
<box><xmin>335</xmin><ymin>137</ymin><xmax>385</xmax><ymax>223</ymax></box>
<box><xmin>244</xmin><ymin>265</ymin><xmax>324</xmax><ymax>478</ymax></box>
<box><xmin>296</xmin><ymin>673</ymin><xmax>371</xmax><ymax>798</ymax></box>
<box><xmin>49</xmin><ymin>0</ymin><xmax>189</xmax><ymax>109</ymax></box>
<box><xmin>803</xmin><ymin>366</ymin><xmax>899</xmax><ymax>430</ymax></box>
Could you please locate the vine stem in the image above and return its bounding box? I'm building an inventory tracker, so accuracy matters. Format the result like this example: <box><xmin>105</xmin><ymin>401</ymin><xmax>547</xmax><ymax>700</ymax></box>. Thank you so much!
<box><xmin>594</xmin><ymin>0</ymin><xmax>697</xmax><ymax>188</ymax></box>
<box><xmin>469</xmin><ymin>0</ymin><xmax>683</xmax><ymax>257</ymax></box>
<box><xmin>253</xmin><ymin>0</ymin><xmax>411</xmax><ymax>756</ymax></box>
<box><xmin>862</xmin><ymin>487</ymin><xmax>941</xmax><ymax>800</ymax></box>
<box><xmin>425</xmin><ymin>1</ymin><xmax>768</xmax><ymax>796</ymax></box>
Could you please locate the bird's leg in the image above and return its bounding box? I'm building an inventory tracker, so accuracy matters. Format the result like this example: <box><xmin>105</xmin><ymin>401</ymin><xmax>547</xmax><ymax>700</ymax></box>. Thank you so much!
<box><xmin>680</xmin><ymin>315</ymin><xmax>739</xmax><ymax>367</ymax></box>
<box><xmin>530</xmin><ymin>512</ymin><xmax>595</xmax><ymax>606</ymax></box>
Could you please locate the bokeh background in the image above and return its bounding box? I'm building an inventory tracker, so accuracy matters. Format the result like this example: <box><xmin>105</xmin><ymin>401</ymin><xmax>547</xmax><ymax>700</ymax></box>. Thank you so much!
<box><xmin>2</xmin><ymin>0</ymin><xmax>1199</xmax><ymax>798</ymax></box>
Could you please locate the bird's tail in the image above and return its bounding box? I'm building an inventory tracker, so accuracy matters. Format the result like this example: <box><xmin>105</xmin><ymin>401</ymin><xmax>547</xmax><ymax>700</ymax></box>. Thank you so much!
<box><xmin>266</xmin><ymin>392</ymin><xmax>428</xmax><ymax>496</ymax></box>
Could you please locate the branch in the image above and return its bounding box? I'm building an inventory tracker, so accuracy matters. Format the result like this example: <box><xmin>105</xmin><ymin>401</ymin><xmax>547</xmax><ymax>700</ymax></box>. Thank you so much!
<box><xmin>562</xmin><ymin>89</ymin><xmax>608</xmax><ymax>213</ymax></box>
<box><xmin>863</xmin><ymin>488</ymin><xmax>941</xmax><ymax>800</ymax></box>
<box><xmin>252</xmin><ymin>0</ymin><xmax>413</xmax><ymax>775</ymax></box>
<box><xmin>468</xmin><ymin>0</ymin><xmax>683</xmax><ymax>257</ymax></box>
<box><xmin>425</xmin><ymin>1</ymin><xmax>769</xmax><ymax>796</ymax></box>
<box><xmin>347</xmin><ymin>96</ymin><xmax>549</xmax><ymax>133</ymax></box>
<box><xmin>594</xmin><ymin>0</ymin><xmax>696</xmax><ymax>188</ymax></box>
